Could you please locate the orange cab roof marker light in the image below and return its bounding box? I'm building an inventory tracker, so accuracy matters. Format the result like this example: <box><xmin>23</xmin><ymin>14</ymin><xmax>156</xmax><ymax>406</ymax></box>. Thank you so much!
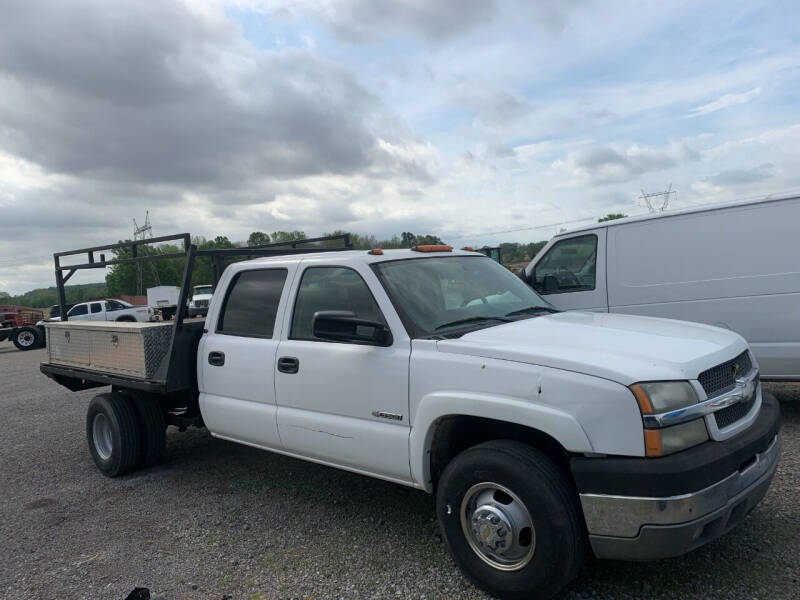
<box><xmin>367</xmin><ymin>248</ymin><xmax>384</xmax><ymax>255</ymax></box>
<box><xmin>411</xmin><ymin>245</ymin><xmax>453</xmax><ymax>253</ymax></box>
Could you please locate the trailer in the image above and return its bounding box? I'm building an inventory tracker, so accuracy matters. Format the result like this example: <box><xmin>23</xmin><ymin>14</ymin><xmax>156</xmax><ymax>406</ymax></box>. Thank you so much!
<box><xmin>40</xmin><ymin>233</ymin><xmax>353</xmax><ymax>460</ymax></box>
<box><xmin>0</xmin><ymin>305</ymin><xmax>45</xmax><ymax>350</ymax></box>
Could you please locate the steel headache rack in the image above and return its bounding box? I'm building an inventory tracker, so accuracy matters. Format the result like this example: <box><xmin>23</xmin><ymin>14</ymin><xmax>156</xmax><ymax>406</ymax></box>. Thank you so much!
<box><xmin>41</xmin><ymin>232</ymin><xmax>353</xmax><ymax>395</ymax></box>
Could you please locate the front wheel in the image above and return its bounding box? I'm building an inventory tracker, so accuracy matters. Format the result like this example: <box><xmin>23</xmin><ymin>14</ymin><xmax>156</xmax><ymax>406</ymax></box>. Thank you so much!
<box><xmin>13</xmin><ymin>326</ymin><xmax>40</xmax><ymax>350</ymax></box>
<box><xmin>436</xmin><ymin>440</ymin><xmax>584</xmax><ymax>600</ymax></box>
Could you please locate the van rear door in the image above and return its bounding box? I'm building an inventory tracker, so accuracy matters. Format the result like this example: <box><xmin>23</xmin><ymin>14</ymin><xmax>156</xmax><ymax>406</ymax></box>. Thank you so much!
<box><xmin>528</xmin><ymin>229</ymin><xmax>608</xmax><ymax>312</ymax></box>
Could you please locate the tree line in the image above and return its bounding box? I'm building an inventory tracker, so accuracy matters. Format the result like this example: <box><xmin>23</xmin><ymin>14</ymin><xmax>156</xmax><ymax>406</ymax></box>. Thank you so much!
<box><xmin>3</xmin><ymin>214</ymin><xmax>627</xmax><ymax>304</ymax></box>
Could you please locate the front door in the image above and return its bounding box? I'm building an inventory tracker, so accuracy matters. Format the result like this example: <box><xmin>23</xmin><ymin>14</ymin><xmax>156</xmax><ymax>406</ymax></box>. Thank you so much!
<box><xmin>199</xmin><ymin>263</ymin><xmax>296</xmax><ymax>449</ymax></box>
<box><xmin>275</xmin><ymin>264</ymin><xmax>412</xmax><ymax>483</ymax></box>
<box><xmin>530</xmin><ymin>230</ymin><xmax>608</xmax><ymax>311</ymax></box>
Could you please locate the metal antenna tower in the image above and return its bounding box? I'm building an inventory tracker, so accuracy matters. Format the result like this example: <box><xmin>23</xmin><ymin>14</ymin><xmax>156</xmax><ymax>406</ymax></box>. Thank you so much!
<box><xmin>133</xmin><ymin>212</ymin><xmax>160</xmax><ymax>295</ymax></box>
<box><xmin>639</xmin><ymin>184</ymin><xmax>676</xmax><ymax>212</ymax></box>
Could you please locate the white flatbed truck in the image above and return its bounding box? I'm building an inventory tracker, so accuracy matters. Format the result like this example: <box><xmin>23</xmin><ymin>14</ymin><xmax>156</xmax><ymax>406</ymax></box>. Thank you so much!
<box><xmin>41</xmin><ymin>234</ymin><xmax>780</xmax><ymax>599</ymax></box>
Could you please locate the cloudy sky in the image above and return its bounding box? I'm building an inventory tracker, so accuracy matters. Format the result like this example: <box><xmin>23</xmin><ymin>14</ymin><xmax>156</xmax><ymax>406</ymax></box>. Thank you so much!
<box><xmin>1</xmin><ymin>0</ymin><xmax>798</xmax><ymax>294</ymax></box>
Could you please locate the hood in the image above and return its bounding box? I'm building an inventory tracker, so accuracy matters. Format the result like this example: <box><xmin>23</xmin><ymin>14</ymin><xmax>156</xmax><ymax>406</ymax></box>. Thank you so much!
<box><xmin>435</xmin><ymin>311</ymin><xmax>748</xmax><ymax>386</ymax></box>
<box><xmin>192</xmin><ymin>294</ymin><xmax>212</xmax><ymax>302</ymax></box>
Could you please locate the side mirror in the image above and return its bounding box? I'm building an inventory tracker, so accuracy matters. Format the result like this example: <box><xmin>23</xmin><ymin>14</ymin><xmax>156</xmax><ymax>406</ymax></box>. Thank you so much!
<box><xmin>312</xmin><ymin>311</ymin><xmax>393</xmax><ymax>347</ymax></box>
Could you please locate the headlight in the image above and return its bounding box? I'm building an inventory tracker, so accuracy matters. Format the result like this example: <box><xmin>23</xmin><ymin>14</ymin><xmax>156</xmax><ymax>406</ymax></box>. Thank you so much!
<box><xmin>189</xmin><ymin>301</ymin><xmax>196</xmax><ymax>308</ymax></box>
<box><xmin>630</xmin><ymin>381</ymin><xmax>708</xmax><ymax>457</ymax></box>
<box><xmin>630</xmin><ymin>381</ymin><xmax>697</xmax><ymax>413</ymax></box>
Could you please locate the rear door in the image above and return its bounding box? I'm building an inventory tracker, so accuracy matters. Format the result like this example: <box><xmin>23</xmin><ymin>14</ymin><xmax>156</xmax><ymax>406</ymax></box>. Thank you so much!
<box><xmin>274</xmin><ymin>260</ymin><xmax>412</xmax><ymax>483</ymax></box>
<box><xmin>529</xmin><ymin>230</ymin><xmax>608</xmax><ymax>311</ymax></box>
<box><xmin>198</xmin><ymin>261</ymin><xmax>298</xmax><ymax>449</ymax></box>
<box><xmin>88</xmin><ymin>302</ymin><xmax>104</xmax><ymax>321</ymax></box>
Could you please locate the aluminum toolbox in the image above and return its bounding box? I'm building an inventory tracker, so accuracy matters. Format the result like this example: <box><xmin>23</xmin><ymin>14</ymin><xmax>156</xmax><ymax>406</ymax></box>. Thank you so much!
<box><xmin>44</xmin><ymin>321</ymin><xmax>173</xmax><ymax>379</ymax></box>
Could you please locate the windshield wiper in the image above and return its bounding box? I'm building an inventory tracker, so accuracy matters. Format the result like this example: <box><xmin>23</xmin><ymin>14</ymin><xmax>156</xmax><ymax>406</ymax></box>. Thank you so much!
<box><xmin>504</xmin><ymin>306</ymin><xmax>559</xmax><ymax>317</ymax></box>
<box><xmin>434</xmin><ymin>315</ymin><xmax>512</xmax><ymax>331</ymax></box>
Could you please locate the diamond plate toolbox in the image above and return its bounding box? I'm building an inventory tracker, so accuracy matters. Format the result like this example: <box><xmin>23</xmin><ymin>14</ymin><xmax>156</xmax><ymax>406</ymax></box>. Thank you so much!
<box><xmin>45</xmin><ymin>321</ymin><xmax>172</xmax><ymax>379</ymax></box>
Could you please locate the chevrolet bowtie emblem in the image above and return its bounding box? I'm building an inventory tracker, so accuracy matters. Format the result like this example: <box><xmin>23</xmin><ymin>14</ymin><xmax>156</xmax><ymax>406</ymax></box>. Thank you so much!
<box><xmin>732</xmin><ymin>362</ymin><xmax>741</xmax><ymax>377</ymax></box>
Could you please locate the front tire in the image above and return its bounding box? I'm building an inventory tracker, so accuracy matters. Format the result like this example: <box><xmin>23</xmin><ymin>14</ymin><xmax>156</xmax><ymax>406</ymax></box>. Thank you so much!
<box><xmin>13</xmin><ymin>326</ymin><xmax>40</xmax><ymax>350</ymax></box>
<box><xmin>436</xmin><ymin>440</ymin><xmax>584</xmax><ymax>600</ymax></box>
<box><xmin>86</xmin><ymin>393</ymin><xmax>141</xmax><ymax>477</ymax></box>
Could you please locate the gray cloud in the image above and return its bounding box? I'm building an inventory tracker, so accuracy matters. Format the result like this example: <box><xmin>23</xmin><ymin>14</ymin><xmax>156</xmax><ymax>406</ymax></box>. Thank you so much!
<box><xmin>0</xmin><ymin>0</ymin><xmax>432</xmax><ymax>190</ymax></box>
<box><xmin>571</xmin><ymin>146</ymin><xmax>676</xmax><ymax>184</ymax></box>
<box><xmin>709</xmin><ymin>163</ymin><xmax>774</xmax><ymax>186</ymax></box>
<box><xmin>314</xmin><ymin>0</ymin><xmax>589</xmax><ymax>44</ymax></box>
<box><xmin>323</xmin><ymin>0</ymin><xmax>498</xmax><ymax>43</ymax></box>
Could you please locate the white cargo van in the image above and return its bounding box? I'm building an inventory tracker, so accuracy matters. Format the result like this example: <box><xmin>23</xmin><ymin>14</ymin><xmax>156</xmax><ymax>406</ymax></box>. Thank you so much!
<box><xmin>522</xmin><ymin>193</ymin><xmax>800</xmax><ymax>381</ymax></box>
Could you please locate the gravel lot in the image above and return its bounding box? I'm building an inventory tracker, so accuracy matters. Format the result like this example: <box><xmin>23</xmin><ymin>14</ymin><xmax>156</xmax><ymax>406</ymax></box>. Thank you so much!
<box><xmin>0</xmin><ymin>346</ymin><xmax>797</xmax><ymax>600</ymax></box>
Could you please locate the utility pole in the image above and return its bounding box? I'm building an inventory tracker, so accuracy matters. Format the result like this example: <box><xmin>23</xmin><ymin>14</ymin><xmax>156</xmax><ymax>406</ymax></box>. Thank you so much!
<box><xmin>133</xmin><ymin>212</ymin><xmax>160</xmax><ymax>296</ymax></box>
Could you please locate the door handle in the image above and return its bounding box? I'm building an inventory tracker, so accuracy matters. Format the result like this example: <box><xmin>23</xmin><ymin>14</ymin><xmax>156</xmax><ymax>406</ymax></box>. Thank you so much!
<box><xmin>277</xmin><ymin>356</ymin><xmax>299</xmax><ymax>374</ymax></box>
<box><xmin>208</xmin><ymin>351</ymin><xmax>225</xmax><ymax>366</ymax></box>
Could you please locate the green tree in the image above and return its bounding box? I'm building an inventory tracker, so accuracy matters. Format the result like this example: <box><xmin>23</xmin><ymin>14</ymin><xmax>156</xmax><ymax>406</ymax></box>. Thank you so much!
<box><xmin>598</xmin><ymin>213</ymin><xmax>627</xmax><ymax>222</ymax></box>
<box><xmin>269</xmin><ymin>230</ymin><xmax>307</xmax><ymax>244</ymax></box>
<box><xmin>247</xmin><ymin>231</ymin><xmax>271</xmax><ymax>246</ymax></box>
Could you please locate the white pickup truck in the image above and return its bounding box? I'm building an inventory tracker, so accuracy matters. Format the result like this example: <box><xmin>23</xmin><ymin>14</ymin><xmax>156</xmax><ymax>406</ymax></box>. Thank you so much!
<box><xmin>42</xmin><ymin>241</ymin><xmax>781</xmax><ymax>599</ymax></box>
<box><xmin>46</xmin><ymin>299</ymin><xmax>153</xmax><ymax>323</ymax></box>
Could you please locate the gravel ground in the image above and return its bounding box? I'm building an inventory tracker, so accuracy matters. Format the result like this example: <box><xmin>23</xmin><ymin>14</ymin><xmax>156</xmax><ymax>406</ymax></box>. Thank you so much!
<box><xmin>0</xmin><ymin>346</ymin><xmax>797</xmax><ymax>600</ymax></box>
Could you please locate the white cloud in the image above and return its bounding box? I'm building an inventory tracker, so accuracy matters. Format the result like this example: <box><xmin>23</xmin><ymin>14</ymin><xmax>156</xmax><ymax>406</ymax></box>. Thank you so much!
<box><xmin>688</xmin><ymin>87</ymin><xmax>762</xmax><ymax>117</ymax></box>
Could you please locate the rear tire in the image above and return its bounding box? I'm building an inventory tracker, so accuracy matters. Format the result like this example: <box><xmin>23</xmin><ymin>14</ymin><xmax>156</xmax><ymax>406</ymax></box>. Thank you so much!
<box><xmin>86</xmin><ymin>393</ymin><xmax>141</xmax><ymax>477</ymax></box>
<box><xmin>13</xmin><ymin>326</ymin><xmax>40</xmax><ymax>350</ymax></box>
<box><xmin>125</xmin><ymin>392</ymin><xmax>167</xmax><ymax>467</ymax></box>
<box><xmin>436</xmin><ymin>440</ymin><xmax>584</xmax><ymax>600</ymax></box>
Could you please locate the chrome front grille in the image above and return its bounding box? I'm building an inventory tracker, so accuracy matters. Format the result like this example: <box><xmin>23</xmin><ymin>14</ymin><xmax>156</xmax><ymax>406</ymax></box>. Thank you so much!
<box><xmin>714</xmin><ymin>379</ymin><xmax>758</xmax><ymax>429</ymax></box>
<box><xmin>195</xmin><ymin>300</ymin><xmax>208</xmax><ymax>308</ymax></box>
<box><xmin>698</xmin><ymin>351</ymin><xmax>752</xmax><ymax>397</ymax></box>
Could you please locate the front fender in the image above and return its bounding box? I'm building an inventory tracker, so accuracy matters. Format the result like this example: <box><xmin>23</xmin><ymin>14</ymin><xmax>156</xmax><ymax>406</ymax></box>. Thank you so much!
<box><xmin>410</xmin><ymin>391</ymin><xmax>593</xmax><ymax>491</ymax></box>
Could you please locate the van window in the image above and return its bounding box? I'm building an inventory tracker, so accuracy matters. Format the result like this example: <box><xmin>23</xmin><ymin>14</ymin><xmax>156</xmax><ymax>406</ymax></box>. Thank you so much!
<box><xmin>291</xmin><ymin>267</ymin><xmax>385</xmax><ymax>341</ymax></box>
<box><xmin>533</xmin><ymin>235</ymin><xmax>597</xmax><ymax>295</ymax></box>
<box><xmin>217</xmin><ymin>269</ymin><xmax>287</xmax><ymax>338</ymax></box>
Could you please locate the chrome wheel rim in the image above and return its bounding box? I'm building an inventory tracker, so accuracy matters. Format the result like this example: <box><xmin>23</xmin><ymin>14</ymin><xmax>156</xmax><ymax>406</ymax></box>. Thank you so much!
<box><xmin>92</xmin><ymin>413</ymin><xmax>113</xmax><ymax>460</ymax></box>
<box><xmin>17</xmin><ymin>331</ymin><xmax>35</xmax><ymax>347</ymax></box>
<box><xmin>460</xmin><ymin>482</ymin><xmax>536</xmax><ymax>571</ymax></box>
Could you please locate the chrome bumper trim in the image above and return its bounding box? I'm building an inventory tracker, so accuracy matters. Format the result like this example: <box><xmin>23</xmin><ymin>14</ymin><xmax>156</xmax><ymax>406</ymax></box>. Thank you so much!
<box><xmin>642</xmin><ymin>368</ymin><xmax>758</xmax><ymax>429</ymax></box>
<box><xmin>579</xmin><ymin>434</ymin><xmax>780</xmax><ymax>538</ymax></box>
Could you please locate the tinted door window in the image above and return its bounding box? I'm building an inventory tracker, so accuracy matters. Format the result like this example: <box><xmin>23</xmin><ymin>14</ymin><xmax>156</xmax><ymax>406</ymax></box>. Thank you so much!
<box><xmin>68</xmin><ymin>304</ymin><xmax>88</xmax><ymax>317</ymax></box>
<box><xmin>90</xmin><ymin>303</ymin><xmax>102</xmax><ymax>314</ymax></box>
<box><xmin>291</xmin><ymin>267</ymin><xmax>385</xmax><ymax>341</ymax></box>
<box><xmin>217</xmin><ymin>269</ymin><xmax>287</xmax><ymax>338</ymax></box>
<box><xmin>533</xmin><ymin>235</ymin><xmax>597</xmax><ymax>295</ymax></box>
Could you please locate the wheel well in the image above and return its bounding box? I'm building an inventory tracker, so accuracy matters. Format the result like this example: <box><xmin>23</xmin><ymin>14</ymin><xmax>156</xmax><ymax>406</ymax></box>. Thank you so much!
<box><xmin>116</xmin><ymin>316</ymin><xmax>136</xmax><ymax>322</ymax></box>
<box><xmin>428</xmin><ymin>415</ymin><xmax>571</xmax><ymax>489</ymax></box>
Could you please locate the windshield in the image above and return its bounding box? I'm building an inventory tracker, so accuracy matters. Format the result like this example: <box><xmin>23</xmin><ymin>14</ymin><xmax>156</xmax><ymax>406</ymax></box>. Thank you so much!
<box><xmin>194</xmin><ymin>285</ymin><xmax>212</xmax><ymax>296</ymax></box>
<box><xmin>373</xmin><ymin>256</ymin><xmax>552</xmax><ymax>338</ymax></box>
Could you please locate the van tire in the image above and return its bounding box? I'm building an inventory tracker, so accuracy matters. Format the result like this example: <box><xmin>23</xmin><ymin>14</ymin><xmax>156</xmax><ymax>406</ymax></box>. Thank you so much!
<box><xmin>436</xmin><ymin>440</ymin><xmax>584</xmax><ymax>600</ymax></box>
<box><xmin>13</xmin><ymin>327</ymin><xmax>40</xmax><ymax>350</ymax></box>
<box><xmin>127</xmin><ymin>393</ymin><xmax>167</xmax><ymax>467</ymax></box>
<box><xmin>86</xmin><ymin>393</ymin><xmax>141</xmax><ymax>477</ymax></box>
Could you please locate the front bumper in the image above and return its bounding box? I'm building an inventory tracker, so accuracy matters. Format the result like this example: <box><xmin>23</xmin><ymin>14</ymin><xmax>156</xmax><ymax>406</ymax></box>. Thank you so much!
<box><xmin>572</xmin><ymin>393</ymin><xmax>781</xmax><ymax>561</ymax></box>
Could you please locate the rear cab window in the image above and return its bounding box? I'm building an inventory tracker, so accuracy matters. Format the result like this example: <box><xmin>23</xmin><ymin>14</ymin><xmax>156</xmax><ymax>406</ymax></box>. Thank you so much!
<box><xmin>533</xmin><ymin>234</ymin><xmax>598</xmax><ymax>295</ymax></box>
<box><xmin>216</xmin><ymin>269</ymin><xmax>288</xmax><ymax>338</ymax></box>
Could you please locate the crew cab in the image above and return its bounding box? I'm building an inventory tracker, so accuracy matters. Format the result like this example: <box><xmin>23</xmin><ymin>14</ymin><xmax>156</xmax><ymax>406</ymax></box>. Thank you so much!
<box><xmin>41</xmin><ymin>236</ymin><xmax>781</xmax><ymax>600</ymax></box>
<box><xmin>47</xmin><ymin>299</ymin><xmax>154</xmax><ymax>323</ymax></box>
